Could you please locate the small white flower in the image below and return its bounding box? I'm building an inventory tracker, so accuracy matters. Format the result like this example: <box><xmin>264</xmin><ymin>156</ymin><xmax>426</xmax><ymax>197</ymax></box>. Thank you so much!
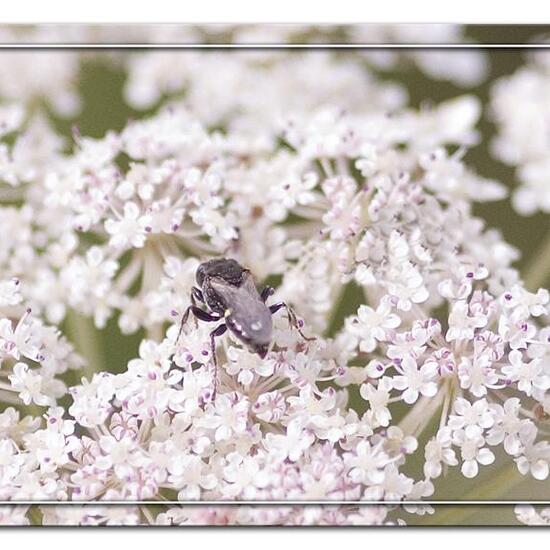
<box><xmin>105</xmin><ymin>202</ymin><xmax>151</xmax><ymax>249</ymax></box>
<box><xmin>360</xmin><ymin>377</ymin><xmax>393</xmax><ymax>427</ymax></box>
<box><xmin>264</xmin><ymin>418</ymin><xmax>314</xmax><ymax>462</ymax></box>
<box><xmin>197</xmin><ymin>394</ymin><xmax>249</xmax><ymax>442</ymax></box>
<box><xmin>515</xmin><ymin>423</ymin><xmax>550</xmax><ymax>480</ymax></box>
<box><xmin>0</xmin><ymin>278</ymin><xmax>22</xmax><ymax>307</ymax></box>
<box><xmin>392</xmin><ymin>355</ymin><xmax>438</xmax><ymax>404</ymax></box>
<box><xmin>502</xmin><ymin>350</ymin><xmax>550</xmax><ymax>397</ymax></box>
<box><xmin>225</xmin><ymin>346</ymin><xmax>274</xmax><ymax>387</ymax></box>
<box><xmin>457</xmin><ymin>354</ymin><xmax>498</xmax><ymax>398</ymax></box>
<box><xmin>446</xmin><ymin>300</ymin><xmax>487</xmax><ymax>342</ymax></box>
<box><xmin>169</xmin><ymin>454</ymin><xmax>218</xmax><ymax>500</ymax></box>
<box><xmin>8</xmin><ymin>362</ymin><xmax>52</xmax><ymax>407</ymax></box>
<box><xmin>424</xmin><ymin>427</ymin><xmax>458</xmax><ymax>479</ymax></box>
<box><xmin>346</xmin><ymin>298</ymin><xmax>401</xmax><ymax>353</ymax></box>
<box><xmin>447</xmin><ymin>397</ymin><xmax>494</xmax><ymax>438</ymax></box>
<box><xmin>453</xmin><ymin>428</ymin><xmax>495</xmax><ymax>478</ymax></box>
<box><xmin>501</xmin><ymin>285</ymin><xmax>549</xmax><ymax>318</ymax></box>
<box><xmin>486</xmin><ymin>398</ymin><xmax>527</xmax><ymax>456</ymax></box>
<box><xmin>343</xmin><ymin>440</ymin><xmax>389</xmax><ymax>485</ymax></box>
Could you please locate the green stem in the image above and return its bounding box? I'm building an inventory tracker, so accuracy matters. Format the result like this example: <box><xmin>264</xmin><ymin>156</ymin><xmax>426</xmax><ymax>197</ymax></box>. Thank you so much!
<box><xmin>64</xmin><ymin>309</ymin><xmax>105</xmax><ymax>380</ymax></box>
<box><xmin>27</xmin><ymin>506</ymin><xmax>42</xmax><ymax>526</ymax></box>
<box><xmin>524</xmin><ymin>226</ymin><xmax>550</xmax><ymax>291</ymax></box>
<box><xmin>398</xmin><ymin>390</ymin><xmax>445</xmax><ymax>438</ymax></box>
<box><xmin>420</xmin><ymin>462</ymin><xmax>523</xmax><ymax>526</ymax></box>
<box><xmin>326</xmin><ymin>284</ymin><xmax>347</xmax><ymax>337</ymax></box>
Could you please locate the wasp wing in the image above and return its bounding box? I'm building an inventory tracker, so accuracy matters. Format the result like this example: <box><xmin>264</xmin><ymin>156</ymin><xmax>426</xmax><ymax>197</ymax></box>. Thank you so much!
<box><xmin>209</xmin><ymin>273</ymin><xmax>272</xmax><ymax>346</ymax></box>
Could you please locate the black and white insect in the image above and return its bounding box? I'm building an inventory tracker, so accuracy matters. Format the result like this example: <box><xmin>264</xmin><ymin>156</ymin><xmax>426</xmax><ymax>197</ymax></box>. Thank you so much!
<box><xmin>175</xmin><ymin>258</ymin><xmax>312</xmax><ymax>393</ymax></box>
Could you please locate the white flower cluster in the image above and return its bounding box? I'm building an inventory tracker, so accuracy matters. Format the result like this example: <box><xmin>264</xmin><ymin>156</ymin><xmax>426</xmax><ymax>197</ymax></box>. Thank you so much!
<box><xmin>0</xmin><ymin>84</ymin><xmax>548</xmax><ymax>525</ymax></box>
<box><xmin>0</xmin><ymin>108</ymin><xmax>82</xmax><ymax>412</ymax></box>
<box><xmin>0</xmin><ymin>269</ymin><xmax>82</xmax><ymax>410</ymax></box>
<box><xmin>0</xmin><ymin>503</ymin><xmax>399</xmax><ymax>526</ymax></box>
<box><xmin>122</xmin><ymin>24</ymin><xmax>488</xmax><ymax>124</ymax></box>
<box><xmin>491</xmin><ymin>51</ymin><xmax>550</xmax><ymax>215</ymax></box>
<box><xmin>1</xmin><ymin>94</ymin><xmax>506</xmax><ymax>335</ymax></box>
<box><xmin>349</xmin><ymin>24</ymin><xmax>488</xmax><ymax>87</ymax></box>
<box><xmin>0</xmin><ymin>28</ymin><xmax>82</xmax><ymax>117</ymax></box>
<box><xmin>516</xmin><ymin>504</ymin><xmax>550</xmax><ymax>526</ymax></box>
<box><xmin>0</xmin><ymin>26</ymin><xmax>548</xmax><ymax>527</ymax></box>
<box><xmin>126</xmin><ymin>25</ymin><xmax>487</xmax><ymax>124</ymax></box>
<box><xmin>123</xmin><ymin>50</ymin><xmax>406</xmax><ymax>136</ymax></box>
<box><xmin>0</xmin><ymin>24</ymin><xmax>487</xmax><ymax>126</ymax></box>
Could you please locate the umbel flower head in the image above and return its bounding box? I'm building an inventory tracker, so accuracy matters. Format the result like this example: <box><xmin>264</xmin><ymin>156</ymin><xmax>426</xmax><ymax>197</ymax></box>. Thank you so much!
<box><xmin>491</xmin><ymin>50</ymin><xmax>550</xmax><ymax>215</ymax></box>
<box><xmin>0</xmin><ymin>25</ymin><xmax>546</xmax><ymax>526</ymax></box>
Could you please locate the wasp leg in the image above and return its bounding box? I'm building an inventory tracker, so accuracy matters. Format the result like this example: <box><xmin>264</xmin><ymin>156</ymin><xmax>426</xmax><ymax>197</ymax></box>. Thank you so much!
<box><xmin>174</xmin><ymin>305</ymin><xmax>222</xmax><ymax>362</ymax></box>
<box><xmin>175</xmin><ymin>287</ymin><xmax>208</xmax><ymax>346</ymax></box>
<box><xmin>192</xmin><ymin>307</ymin><xmax>221</xmax><ymax>323</ymax></box>
<box><xmin>175</xmin><ymin>307</ymin><xmax>191</xmax><ymax>351</ymax></box>
<box><xmin>209</xmin><ymin>323</ymin><xmax>228</xmax><ymax>398</ymax></box>
<box><xmin>171</xmin><ymin>308</ymin><xmax>224</xmax><ymax>378</ymax></box>
<box><xmin>191</xmin><ymin>286</ymin><xmax>205</xmax><ymax>305</ymax></box>
<box><xmin>260</xmin><ymin>285</ymin><xmax>275</xmax><ymax>303</ymax></box>
<box><xmin>269</xmin><ymin>302</ymin><xmax>315</xmax><ymax>342</ymax></box>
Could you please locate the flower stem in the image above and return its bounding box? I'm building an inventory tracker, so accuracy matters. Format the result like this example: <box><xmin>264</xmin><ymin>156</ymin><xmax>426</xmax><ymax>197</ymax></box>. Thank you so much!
<box><xmin>64</xmin><ymin>309</ymin><xmax>105</xmax><ymax>379</ymax></box>
<box><xmin>141</xmin><ymin>506</ymin><xmax>155</xmax><ymax>525</ymax></box>
<box><xmin>399</xmin><ymin>391</ymin><xmax>445</xmax><ymax>437</ymax></box>
<box><xmin>28</xmin><ymin>506</ymin><xmax>41</xmax><ymax>526</ymax></box>
<box><xmin>421</xmin><ymin>462</ymin><xmax>523</xmax><ymax>525</ymax></box>
<box><xmin>524</xmin><ymin>226</ymin><xmax>550</xmax><ymax>291</ymax></box>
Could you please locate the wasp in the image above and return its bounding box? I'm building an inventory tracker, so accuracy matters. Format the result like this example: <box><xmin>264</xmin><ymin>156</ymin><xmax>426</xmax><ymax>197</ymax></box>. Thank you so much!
<box><xmin>175</xmin><ymin>258</ymin><xmax>312</xmax><ymax>394</ymax></box>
